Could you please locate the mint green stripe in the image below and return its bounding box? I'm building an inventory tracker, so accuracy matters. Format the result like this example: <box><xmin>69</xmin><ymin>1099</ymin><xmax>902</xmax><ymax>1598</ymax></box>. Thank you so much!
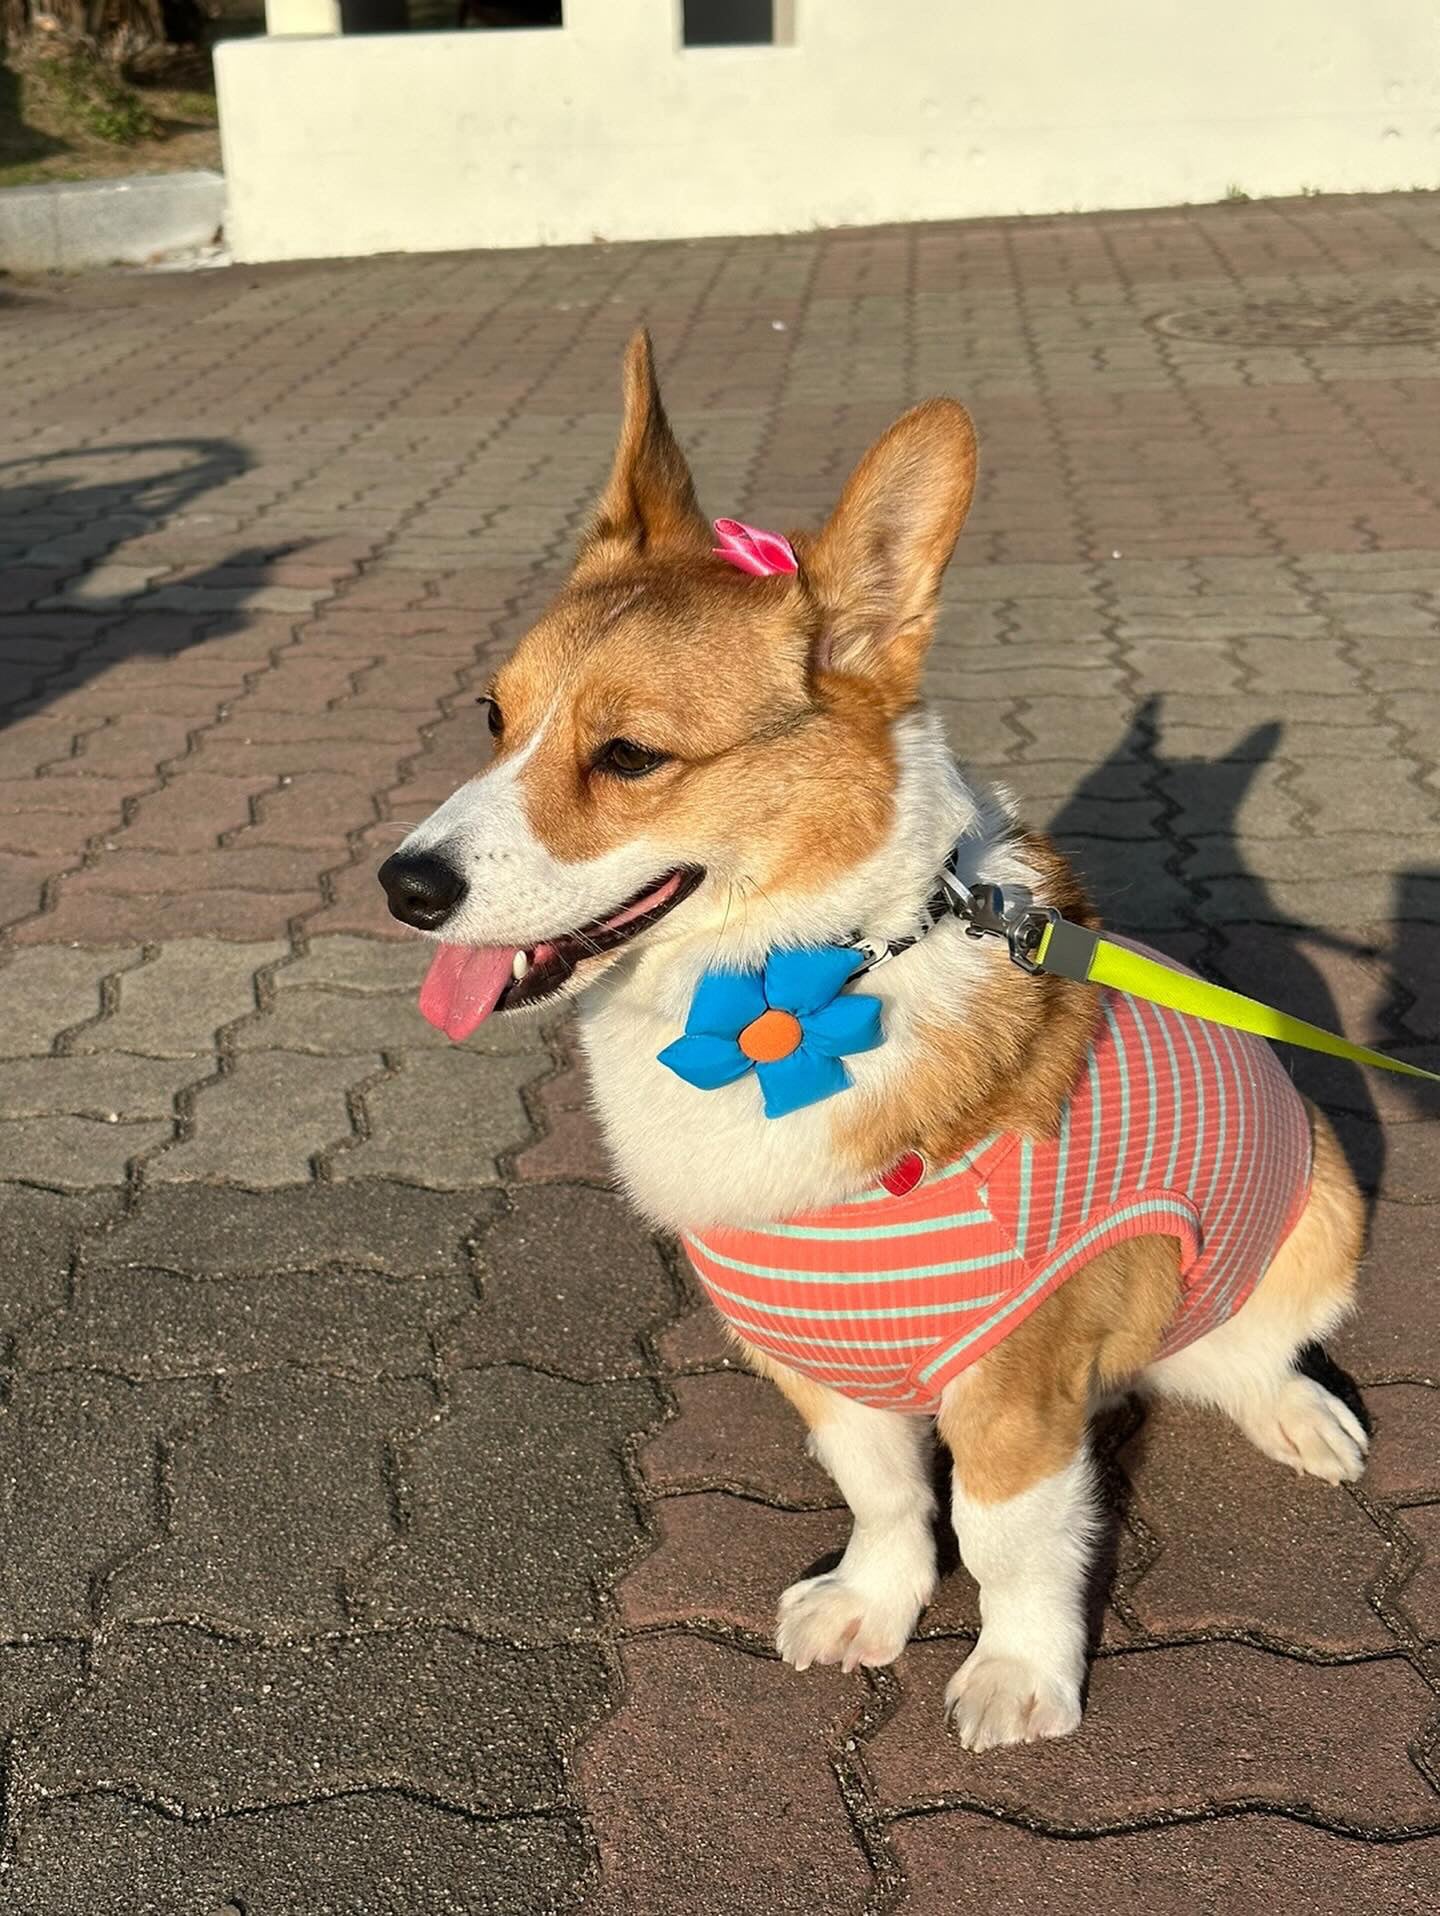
<box><xmin>1195</xmin><ymin>1018</ymin><xmax>1229</xmax><ymax>1217</ymax></box>
<box><xmin>1133</xmin><ymin>998</ymin><xmax>1162</xmax><ymax>1189</ymax></box>
<box><xmin>1046</xmin><ymin>1101</ymin><xmax>1072</xmax><ymax>1254</ymax></box>
<box><xmin>690</xmin><ymin>1239</ymin><xmax>1016</xmax><ymax>1285</ymax></box>
<box><xmin>787</xmin><ymin>1358</ymin><xmax>918</xmax><ymax>1377</ymax></box>
<box><xmin>1156</xmin><ymin>1000</ymin><xmax>1187</xmax><ymax>1188</ymax></box>
<box><xmin>719</xmin><ymin>1320</ymin><xmax>951</xmax><ymax>1353</ymax></box>
<box><xmin>1107</xmin><ymin>1001</ymin><xmax>1133</xmax><ymax>1204</ymax></box>
<box><xmin>701</xmin><ymin>1273</ymin><xmax>1012</xmax><ymax>1323</ymax></box>
<box><xmin>1172</xmin><ymin>1007</ymin><xmax>1208</xmax><ymax>1191</ymax></box>
<box><xmin>916</xmin><ymin>1196</ymin><xmax>1194</xmax><ymax>1384</ymax></box>
<box><xmin>758</xmin><ymin>1205</ymin><xmax>990</xmax><ymax>1244</ymax></box>
<box><xmin>1034</xmin><ymin>1199</ymin><xmax>1195</xmax><ymax>1288</ymax></box>
<box><xmin>1013</xmin><ymin>1137</ymin><xmax>1034</xmax><ymax>1259</ymax></box>
<box><xmin>1080</xmin><ymin>1047</ymin><xmax>1104</xmax><ymax>1219</ymax></box>
<box><xmin>1188</xmin><ymin>1021</ymin><xmax>1250</xmax><ymax>1317</ymax></box>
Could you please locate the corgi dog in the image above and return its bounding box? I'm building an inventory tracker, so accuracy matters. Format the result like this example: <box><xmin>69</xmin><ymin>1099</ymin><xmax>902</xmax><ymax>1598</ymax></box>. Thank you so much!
<box><xmin>379</xmin><ymin>331</ymin><xmax>1367</xmax><ymax>1751</ymax></box>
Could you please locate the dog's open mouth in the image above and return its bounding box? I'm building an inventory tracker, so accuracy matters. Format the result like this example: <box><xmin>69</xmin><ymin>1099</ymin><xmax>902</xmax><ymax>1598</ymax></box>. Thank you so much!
<box><xmin>417</xmin><ymin>867</ymin><xmax>704</xmax><ymax>1041</ymax></box>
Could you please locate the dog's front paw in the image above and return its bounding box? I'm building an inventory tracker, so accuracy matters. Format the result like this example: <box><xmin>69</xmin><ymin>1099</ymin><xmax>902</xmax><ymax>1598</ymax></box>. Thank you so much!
<box><xmin>776</xmin><ymin>1570</ymin><xmax>923</xmax><ymax>1674</ymax></box>
<box><xmin>1240</xmin><ymin>1375</ymin><xmax>1368</xmax><ymax>1485</ymax></box>
<box><xmin>944</xmin><ymin>1649</ymin><xmax>1081</xmax><ymax>1753</ymax></box>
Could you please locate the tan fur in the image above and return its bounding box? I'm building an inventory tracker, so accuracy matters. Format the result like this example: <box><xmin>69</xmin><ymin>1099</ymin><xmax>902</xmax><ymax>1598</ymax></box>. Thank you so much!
<box><xmin>476</xmin><ymin>329</ymin><xmax>977</xmax><ymax>909</ymax></box>
<box><xmin>580</xmin><ymin>330</ymin><xmax>713</xmax><ymax>567</ymax></box>
<box><xmin>796</xmin><ymin>397</ymin><xmax>978</xmax><ymax>714</ymax></box>
<box><xmin>937</xmin><ymin>1235</ymin><xmax>1181</xmax><ymax>1503</ymax></box>
<box><xmin>490</xmin><ymin>579</ymin><xmax>900</xmax><ymax>891</ymax></box>
<box><xmin>836</xmin><ymin>830</ymin><xmax>1100</xmax><ymax>1179</ymax></box>
<box><xmin>738</xmin><ymin>1230</ymin><xmax>1180</xmax><ymax>1505</ymax></box>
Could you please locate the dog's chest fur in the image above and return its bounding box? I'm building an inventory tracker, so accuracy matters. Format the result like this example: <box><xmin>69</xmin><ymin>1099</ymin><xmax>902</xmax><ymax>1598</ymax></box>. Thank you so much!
<box><xmin>577</xmin><ymin>719</ymin><xmax>1039</xmax><ymax>1233</ymax></box>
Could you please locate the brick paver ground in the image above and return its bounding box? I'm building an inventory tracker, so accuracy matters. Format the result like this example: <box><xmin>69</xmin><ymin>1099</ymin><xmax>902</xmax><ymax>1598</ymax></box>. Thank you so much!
<box><xmin>1</xmin><ymin>195</ymin><xmax>1438</xmax><ymax>1912</ymax></box>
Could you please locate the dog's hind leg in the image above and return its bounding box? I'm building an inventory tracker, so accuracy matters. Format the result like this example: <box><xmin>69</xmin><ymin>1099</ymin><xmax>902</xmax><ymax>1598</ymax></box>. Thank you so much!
<box><xmin>741</xmin><ymin>1345</ymin><xmax>938</xmax><ymax>1673</ymax></box>
<box><xmin>1141</xmin><ymin>1100</ymin><xmax>1369</xmax><ymax>1484</ymax></box>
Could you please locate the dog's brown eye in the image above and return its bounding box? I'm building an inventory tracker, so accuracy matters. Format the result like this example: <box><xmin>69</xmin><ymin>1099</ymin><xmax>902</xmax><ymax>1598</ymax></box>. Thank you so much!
<box><xmin>477</xmin><ymin>697</ymin><xmax>503</xmax><ymax>738</ymax></box>
<box><xmin>597</xmin><ymin>738</ymin><xmax>667</xmax><ymax>779</ymax></box>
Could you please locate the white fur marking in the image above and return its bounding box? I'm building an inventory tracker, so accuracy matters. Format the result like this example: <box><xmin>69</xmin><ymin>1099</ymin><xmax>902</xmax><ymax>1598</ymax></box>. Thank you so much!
<box><xmin>945</xmin><ymin>1448</ymin><xmax>1094</xmax><ymax>1752</ymax></box>
<box><xmin>395</xmin><ymin>699</ymin><xmax>678</xmax><ymax>953</ymax></box>
<box><xmin>1142</xmin><ymin>1277</ymin><xmax>1367</xmax><ymax>1484</ymax></box>
<box><xmin>775</xmin><ymin>1392</ymin><xmax>936</xmax><ymax>1673</ymax></box>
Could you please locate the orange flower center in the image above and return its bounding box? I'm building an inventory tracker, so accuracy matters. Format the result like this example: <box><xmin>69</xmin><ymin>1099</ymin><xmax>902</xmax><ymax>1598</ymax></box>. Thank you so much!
<box><xmin>738</xmin><ymin>1008</ymin><xmax>803</xmax><ymax>1064</ymax></box>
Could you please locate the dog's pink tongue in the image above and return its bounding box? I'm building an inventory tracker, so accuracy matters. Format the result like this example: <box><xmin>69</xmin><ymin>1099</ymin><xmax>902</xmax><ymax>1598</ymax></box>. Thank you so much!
<box><xmin>419</xmin><ymin>943</ymin><xmax>518</xmax><ymax>1042</ymax></box>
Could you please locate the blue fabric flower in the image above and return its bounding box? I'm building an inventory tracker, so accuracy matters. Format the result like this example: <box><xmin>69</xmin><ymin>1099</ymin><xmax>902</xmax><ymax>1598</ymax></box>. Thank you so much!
<box><xmin>657</xmin><ymin>946</ymin><xmax>884</xmax><ymax>1119</ymax></box>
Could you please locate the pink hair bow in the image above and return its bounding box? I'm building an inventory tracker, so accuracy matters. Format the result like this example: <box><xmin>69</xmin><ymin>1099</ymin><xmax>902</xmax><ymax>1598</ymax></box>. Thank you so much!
<box><xmin>712</xmin><ymin>517</ymin><xmax>798</xmax><ymax>577</ymax></box>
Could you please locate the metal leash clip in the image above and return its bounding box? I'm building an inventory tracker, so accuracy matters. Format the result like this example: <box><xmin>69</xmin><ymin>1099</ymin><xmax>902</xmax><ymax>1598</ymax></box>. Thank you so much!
<box><xmin>941</xmin><ymin>875</ymin><xmax>1060</xmax><ymax>975</ymax></box>
<box><xmin>848</xmin><ymin>932</ymin><xmax>896</xmax><ymax>972</ymax></box>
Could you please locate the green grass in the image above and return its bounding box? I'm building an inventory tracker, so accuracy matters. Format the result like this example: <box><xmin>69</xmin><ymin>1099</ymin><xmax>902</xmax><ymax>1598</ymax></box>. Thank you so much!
<box><xmin>163</xmin><ymin>89</ymin><xmax>221</xmax><ymax>120</ymax></box>
<box><xmin>0</xmin><ymin>44</ymin><xmax>221</xmax><ymax>191</ymax></box>
<box><xmin>49</xmin><ymin>48</ymin><xmax>158</xmax><ymax>145</ymax></box>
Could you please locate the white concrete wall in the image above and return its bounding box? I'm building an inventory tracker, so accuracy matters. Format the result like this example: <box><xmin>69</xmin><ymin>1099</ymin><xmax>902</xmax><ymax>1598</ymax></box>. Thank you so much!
<box><xmin>264</xmin><ymin>0</ymin><xmax>340</xmax><ymax>35</ymax></box>
<box><xmin>216</xmin><ymin>0</ymin><xmax>1440</xmax><ymax>265</ymax></box>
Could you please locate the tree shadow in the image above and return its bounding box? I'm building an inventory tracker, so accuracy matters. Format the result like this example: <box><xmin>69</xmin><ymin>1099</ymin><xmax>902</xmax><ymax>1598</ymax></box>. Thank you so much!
<box><xmin>0</xmin><ymin>438</ymin><xmax>306</xmax><ymax>732</ymax></box>
<box><xmin>1046</xmin><ymin>693</ymin><xmax>1387</xmax><ymax>1205</ymax></box>
<box><xmin>0</xmin><ymin>61</ymin><xmax>69</xmax><ymax>178</ymax></box>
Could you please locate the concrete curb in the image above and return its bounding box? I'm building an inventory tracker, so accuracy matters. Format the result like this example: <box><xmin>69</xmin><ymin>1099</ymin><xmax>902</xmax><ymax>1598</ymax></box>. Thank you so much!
<box><xmin>0</xmin><ymin>170</ymin><xmax>226</xmax><ymax>273</ymax></box>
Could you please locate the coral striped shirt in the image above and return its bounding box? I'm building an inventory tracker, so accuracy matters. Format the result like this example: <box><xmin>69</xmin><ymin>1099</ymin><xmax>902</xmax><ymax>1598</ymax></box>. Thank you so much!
<box><xmin>682</xmin><ymin>954</ymin><xmax>1313</xmax><ymax>1413</ymax></box>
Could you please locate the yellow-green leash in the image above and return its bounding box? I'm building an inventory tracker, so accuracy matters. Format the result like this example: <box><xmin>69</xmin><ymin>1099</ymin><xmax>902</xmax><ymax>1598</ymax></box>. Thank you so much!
<box><xmin>949</xmin><ymin>879</ymin><xmax>1440</xmax><ymax>1086</ymax></box>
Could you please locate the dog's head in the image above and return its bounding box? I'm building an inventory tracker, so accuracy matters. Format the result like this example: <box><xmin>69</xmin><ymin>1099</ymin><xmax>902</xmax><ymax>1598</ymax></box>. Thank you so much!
<box><xmin>379</xmin><ymin>331</ymin><xmax>977</xmax><ymax>1039</ymax></box>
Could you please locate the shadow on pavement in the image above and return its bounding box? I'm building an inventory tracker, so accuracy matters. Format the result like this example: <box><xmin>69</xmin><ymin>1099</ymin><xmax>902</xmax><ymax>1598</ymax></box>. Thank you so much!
<box><xmin>1047</xmin><ymin>692</ymin><xmax>1388</xmax><ymax>1203</ymax></box>
<box><xmin>0</xmin><ymin>438</ymin><xmax>302</xmax><ymax>733</ymax></box>
<box><xmin>1383</xmin><ymin>867</ymin><xmax>1440</xmax><ymax>1123</ymax></box>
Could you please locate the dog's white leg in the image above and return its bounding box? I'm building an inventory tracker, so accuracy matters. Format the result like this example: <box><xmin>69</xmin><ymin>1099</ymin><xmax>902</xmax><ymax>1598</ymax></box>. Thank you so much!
<box><xmin>774</xmin><ymin>1390</ymin><xmax>937</xmax><ymax>1674</ymax></box>
<box><xmin>1144</xmin><ymin>1320</ymin><xmax>1368</xmax><ymax>1485</ymax></box>
<box><xmin>1142</xmin><ymin>1113</ymin><xmax>1368</xmax><ymax>1486</ymax></box>
<box><xmin>942</xmin><ymin>1448</ymin><xmax>1095</xmax><ymax>1752</ymax></box>
<box><xmin>935</xmin><ymin>1349</ymin><xmax>1095</xmax><ymax>1753</ymax></box>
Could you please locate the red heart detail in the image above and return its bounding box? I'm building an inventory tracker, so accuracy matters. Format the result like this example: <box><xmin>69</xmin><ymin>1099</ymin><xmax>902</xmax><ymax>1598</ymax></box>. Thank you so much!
<box><xmin>880</xmin><ymin>1150</ymin><xmax>926</xmax><ymax>1197</ymax></box>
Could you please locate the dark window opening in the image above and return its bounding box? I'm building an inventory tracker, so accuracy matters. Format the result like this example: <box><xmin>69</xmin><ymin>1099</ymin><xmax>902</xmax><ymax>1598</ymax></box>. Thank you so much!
<box><xmin>456</xmin><ymin>1</ymin><xmax>563</xmax><ymax>23</ymax></box>
<box><xmin>340</xmin><ymin>0</ymin><xmax>562</xmax><ymax>28</ymax></box>
<box><xmin>683</xmin><ymin>0</ymin><xmax>774</xmax><ymax>47</ymax></box>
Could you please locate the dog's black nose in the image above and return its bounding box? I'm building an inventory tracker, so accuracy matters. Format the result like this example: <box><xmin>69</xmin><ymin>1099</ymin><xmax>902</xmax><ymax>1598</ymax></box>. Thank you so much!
<box><xmin>378</xmin><ymin>852</ymin><xmax>468</xmax><ymax>931</ymax></box>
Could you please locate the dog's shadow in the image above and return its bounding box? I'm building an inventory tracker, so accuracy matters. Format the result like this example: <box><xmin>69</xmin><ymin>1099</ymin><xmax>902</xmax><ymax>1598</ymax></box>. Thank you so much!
<box><xmin>1047</xmin><ymin>694</ymin><xmax>1394</xmax><ymax>1196</ymax></box>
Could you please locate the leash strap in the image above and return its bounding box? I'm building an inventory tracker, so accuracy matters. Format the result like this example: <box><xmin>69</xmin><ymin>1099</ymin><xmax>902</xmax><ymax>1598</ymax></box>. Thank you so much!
<box><xmin>940</xmin><ymin>878</ymin><xmax>1438</xmax><ymax>1084</ymax></box>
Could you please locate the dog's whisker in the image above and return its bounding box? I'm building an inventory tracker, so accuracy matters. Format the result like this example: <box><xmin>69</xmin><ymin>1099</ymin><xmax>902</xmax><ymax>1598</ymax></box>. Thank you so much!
<box><xmin>703</xmin><ymin>882</ymin><xmax>742</xmax><ymax>971</ymax></box>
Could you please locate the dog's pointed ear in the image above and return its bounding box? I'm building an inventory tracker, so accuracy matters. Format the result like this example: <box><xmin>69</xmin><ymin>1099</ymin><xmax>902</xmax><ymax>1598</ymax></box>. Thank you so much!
<box><xmin>577</xmin><ymin>329</ymin><xmax>711</xmax><ymax>570</ymax></box>
<box><xmin>796</xmin><ymin>400</ymin><xmax>977</xmax><ymax>707</ymax></box>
